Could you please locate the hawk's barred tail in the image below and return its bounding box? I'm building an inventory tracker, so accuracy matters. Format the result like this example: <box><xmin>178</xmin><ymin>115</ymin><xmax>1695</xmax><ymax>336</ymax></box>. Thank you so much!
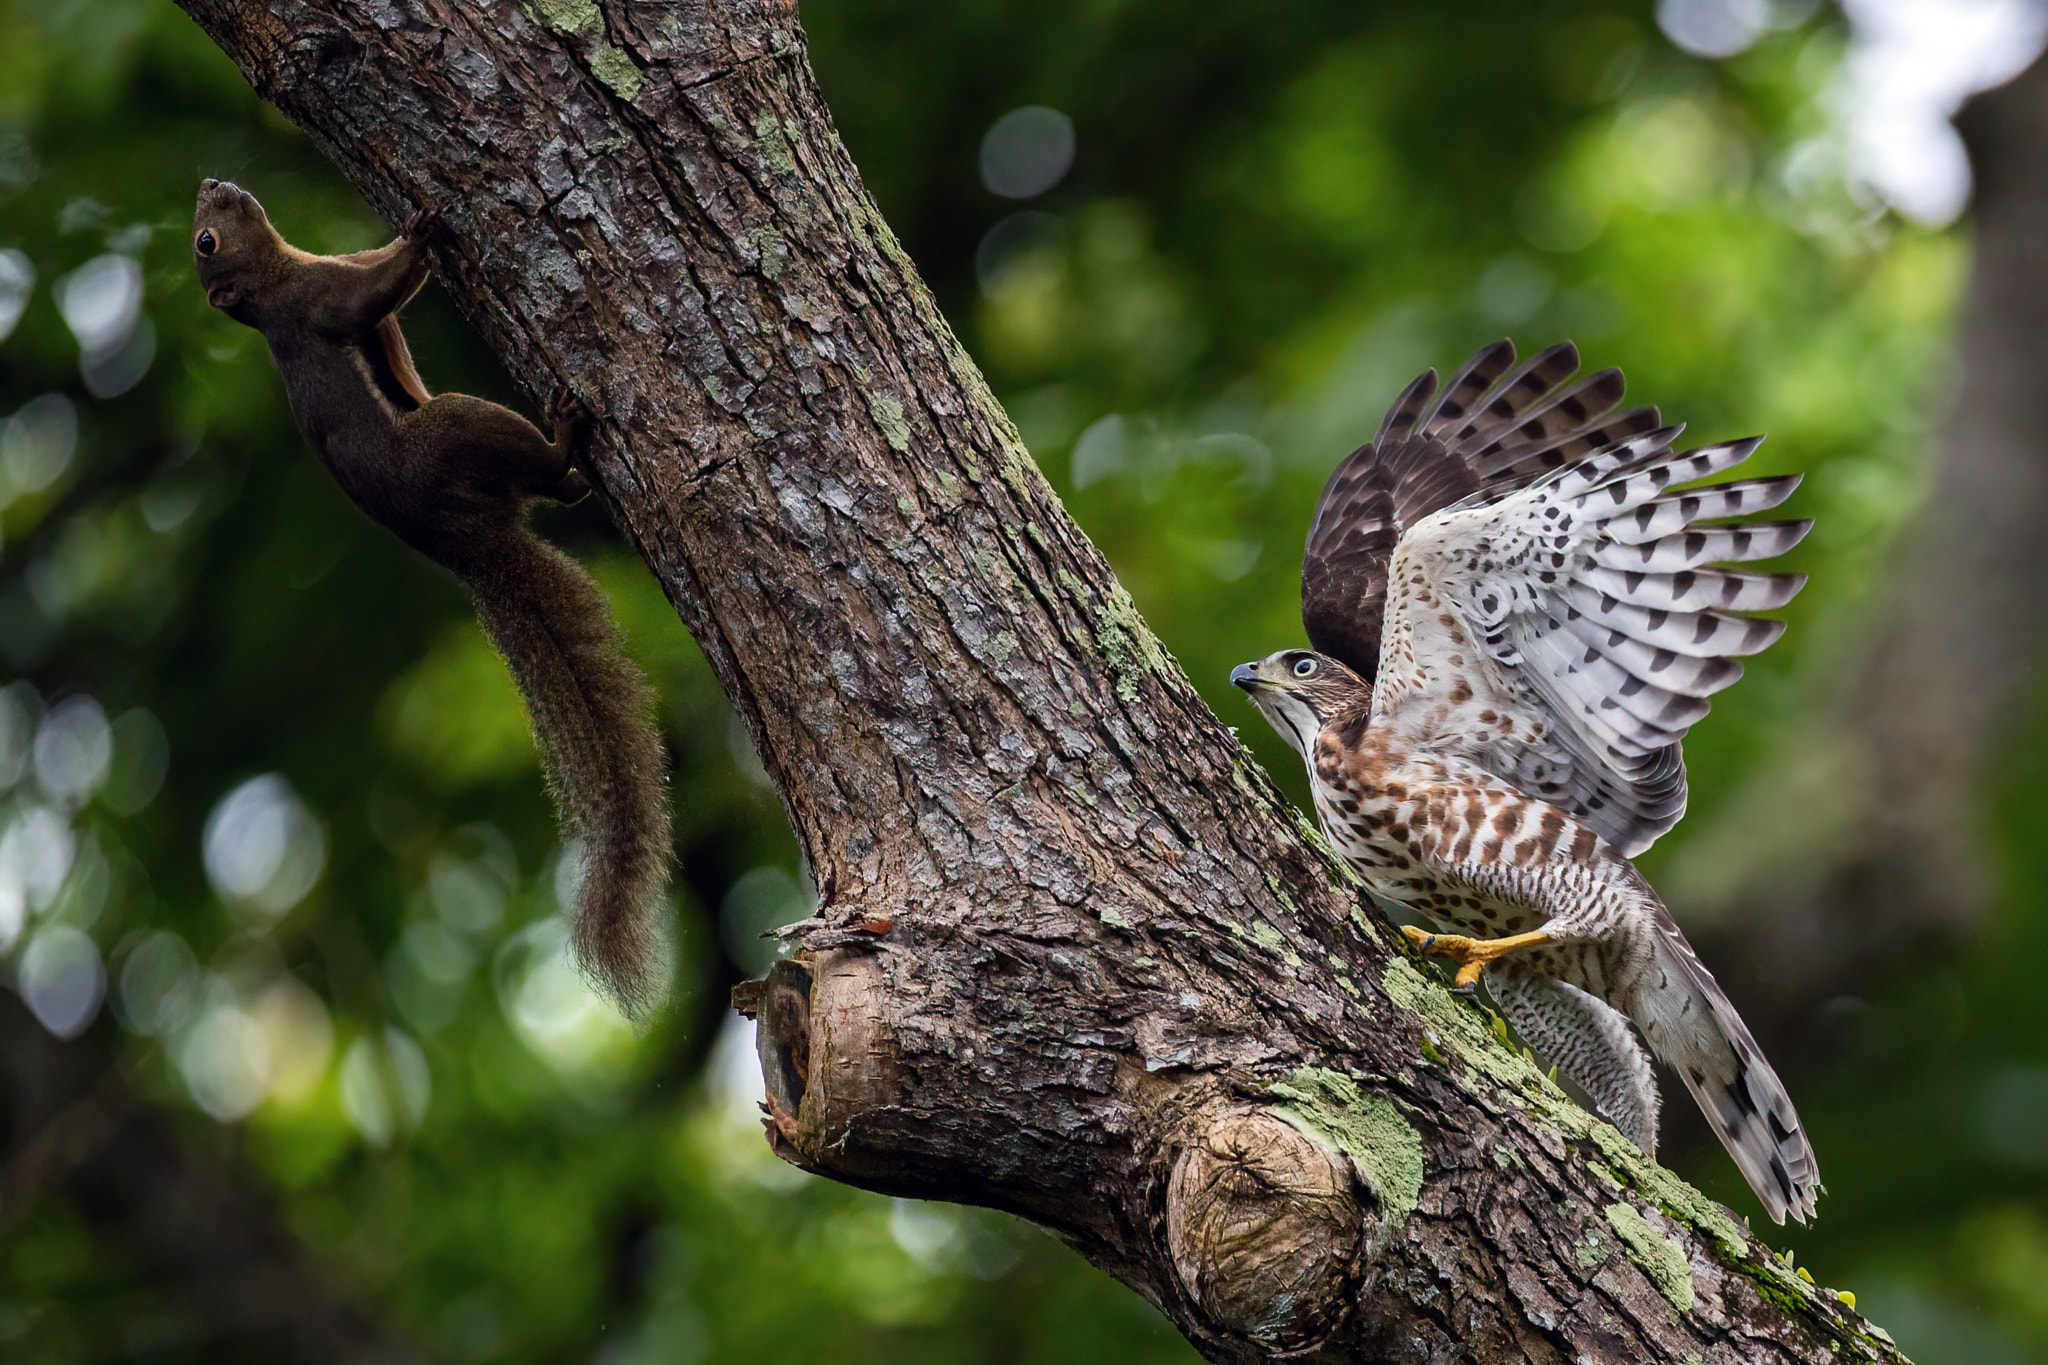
<box><xmin>1639</xmin><ymin>905</ymin><xmax>1822</xmax><ymax>1224</ymax></box>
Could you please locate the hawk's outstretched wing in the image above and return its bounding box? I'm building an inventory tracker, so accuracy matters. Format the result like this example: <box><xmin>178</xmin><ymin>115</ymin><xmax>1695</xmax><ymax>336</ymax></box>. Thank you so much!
<box><xmin>1301</xmin><ymin>340</ymin><xmax>1662</xmax><ymax>678</ymax></box>
<box><xmin>1372</xmin><ymin>427</ymin><xmax>1809</xmax><ymax>856</ymax></box>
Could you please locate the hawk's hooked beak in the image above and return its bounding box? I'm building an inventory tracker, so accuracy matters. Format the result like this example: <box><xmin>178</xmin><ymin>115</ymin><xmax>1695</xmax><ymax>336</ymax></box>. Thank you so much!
<box><xmin>1229</xmin><ymin>661</ymin><xmax>1262</xmax><ymax>693</ymax></box>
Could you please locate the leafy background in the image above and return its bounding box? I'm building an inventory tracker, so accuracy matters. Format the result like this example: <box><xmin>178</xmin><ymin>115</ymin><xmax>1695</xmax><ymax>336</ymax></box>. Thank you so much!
<box><xmin>1</xmin><ymin>0</ymin><xmax>2045</xmax><ymax>1360</ymax></box>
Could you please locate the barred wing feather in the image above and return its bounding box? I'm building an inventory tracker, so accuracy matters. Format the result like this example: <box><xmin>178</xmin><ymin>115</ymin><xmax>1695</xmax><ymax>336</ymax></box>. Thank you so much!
<box><xmin>1302</xmin><ymin>340</ymin><xmax>1660</xmax><ymax>679</ymax></box>
<box><xmin>1372</xmin><ymin>429</ymin><xmax>1808</xmax><ymax>856</ymax></box>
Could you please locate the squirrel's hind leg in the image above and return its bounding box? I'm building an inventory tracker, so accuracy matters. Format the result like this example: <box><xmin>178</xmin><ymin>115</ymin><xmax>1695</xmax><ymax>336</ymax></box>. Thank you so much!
<box><xmin>406</xmin><ymin>392</ymin><xmax>590</xmax><ymax>505</ymax></box>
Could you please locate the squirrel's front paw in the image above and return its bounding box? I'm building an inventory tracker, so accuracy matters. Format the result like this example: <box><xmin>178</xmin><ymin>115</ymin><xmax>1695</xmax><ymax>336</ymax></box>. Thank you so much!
<box><xmin>401</xmin><ymin>209</ymin><xmax>444</xmax><ymax>243</ymax></box>
<box><xmin>547</xmin><ymin>387</ymin><xmax>594</xmax><ymax>504</ymax></box>
<box><xmin>547</xmin><ymin>386</ymin><xmax>588</xmax><ymax>429</ymax></box>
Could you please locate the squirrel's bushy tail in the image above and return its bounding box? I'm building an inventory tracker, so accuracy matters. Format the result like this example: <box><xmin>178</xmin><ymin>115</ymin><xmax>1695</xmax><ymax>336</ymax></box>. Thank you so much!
<box><xmin>466</xmin><ymin>530</ymin><xmax>671</xmax><ymax>1016</ymax></box>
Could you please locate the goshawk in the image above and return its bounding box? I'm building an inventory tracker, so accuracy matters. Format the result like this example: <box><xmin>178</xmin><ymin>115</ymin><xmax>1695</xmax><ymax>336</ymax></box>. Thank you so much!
<box><xmin>1233</xmin><ymin>341</ymin><xmax>1821</xmax><ymax>1224</ymax></box>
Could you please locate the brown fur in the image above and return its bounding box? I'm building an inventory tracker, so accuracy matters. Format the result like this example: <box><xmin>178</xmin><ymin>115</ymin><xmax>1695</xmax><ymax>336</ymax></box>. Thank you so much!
<box><xmin>193</xmin><ymin>179</ymin><xmax>672</xmax><ymax>1017</ymax></box>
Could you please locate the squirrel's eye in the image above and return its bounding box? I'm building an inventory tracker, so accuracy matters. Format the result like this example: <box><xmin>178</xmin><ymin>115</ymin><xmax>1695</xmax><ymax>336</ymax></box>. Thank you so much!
<box><xmin>1292</xmin><ymin>657</ymin><xmax>1319</xmax><ymax>678</ymax></box>
<box><xmin>195</xmin><ymin>229</ymin><xmax>217</xmax><ymax>256</ymax></box>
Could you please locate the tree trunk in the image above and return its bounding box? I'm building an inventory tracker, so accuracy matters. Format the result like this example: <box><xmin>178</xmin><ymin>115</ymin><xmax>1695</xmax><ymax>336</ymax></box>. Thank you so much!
<box><xmin>173</xmin><ymin>1</ymin><xmax>1906</xmax><ymax>1359</ymax></box>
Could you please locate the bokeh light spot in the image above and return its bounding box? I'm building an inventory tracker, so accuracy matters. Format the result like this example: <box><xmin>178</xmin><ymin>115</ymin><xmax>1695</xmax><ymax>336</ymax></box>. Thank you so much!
<box><xmin>20</xmin><ymin>924</ymin><xmax>105</xmax><ymax>1038</ymax></box>
<box><xmin>0</xmin><ymin>804</ymin><xmax>76</xmax><ymax>945</ymax></box>
<box><xmin>251</xmin><ymin>977</ymin><xmax>336</xmax><ymax>1106</ymax></box>
<box><xmin>494</xmin><ymin>915</ymin><xmax>634</xmax><ymax>1075</ymax></box>
<box><xmin>428</xmin><ymin>843</ymin><xmax>511</xmax><ymax>934</ymax></box>
<box><xmin>340</xmin><ymin>1028</ymin><xmax>431</xmax><ymax>1146</ymax></box>
<box><xmin>33</xmin><ymin>693</ymin><xmax>110</xmax><ymax>805</ymax></box>
<box><xmin>979</xmin><ymin>106</ymin><xmax>1076</xmax><ymax>200</ymax></box>
<box><xmin>175</xmin><ymin>983</ymin><xmax>270</xmax><ymax>1120</ymax></box>
<box><xmin>52</xmin><ymin>253</ymin><xmax>142</xmax><ymax>354</ymax></box>
<box><xmin>117</xmin><ymin>930</ymin><xmax>200</xmax><ymax>1038</ymax></box>
<box><xmin>202</xmin><ymin>773</ymin><xmax>326</xmax><ymax>918</ymax></box>
<box><xmin>1657</xmin><ymin>0</ymin><xmax>1773</xmax><ymax>58</ymax></box>
<box><xmin>0</xmin><ymin>249</ymin><xmax>32</xmax><ymax>343</ymax></box>
<box><xmin>2</xmin><ymin>394</ymin><xmax>79</xmax><ymax>499</ymax></box>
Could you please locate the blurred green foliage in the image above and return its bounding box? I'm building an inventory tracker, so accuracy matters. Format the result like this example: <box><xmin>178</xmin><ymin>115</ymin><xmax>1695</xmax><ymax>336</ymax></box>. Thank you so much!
<box><xmin>0</xmin><ymin>0</ymin><xmax>2038</xmax><ymax>1360</ymax></box>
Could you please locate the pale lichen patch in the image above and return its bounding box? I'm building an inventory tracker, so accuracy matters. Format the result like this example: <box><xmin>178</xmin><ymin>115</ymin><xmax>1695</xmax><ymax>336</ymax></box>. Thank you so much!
<box><xmin>867</xmin><ymin>393</ymin><xmax>911</xmax><ymax>451</ymax></box>
<box><xmin>1380</xmin><ymin>960</ymin><xmax>1545</xmax><ymax>1093</ymax></box>
<box><xmin>1091</xmin><ymin>580</ymin><xmax>1170</xmax><ymax>704</ymax></box>
<box><xmin>754</xmin><ymin>111</ymin><xmax>797</xmax><ymax>175</ymax></box>
<box><xmin>1603</xmin><ymin>1203</ymin><xmax>1694</xmax><ymax>1314</ymax></box>
<box><xmin>739</xmin><ymin>225</ymin><xmax>790</xmax><ymax>280</ymax></box>
<box><xmin>590</xmin><ymin>45</ymin><xmax>642</xmax><ymax>99</ymax></box>
<box><xmin>526</xmin><ymin>0</ymin><xmax>599</xmax><ymax>31</ymax></box>
<box><xmin>1580</xmin><ymin>1121</ymin><xmax>1748</xmax><ymax>1259</ymax></box>
<box><xmin>1269</xmin><ymin>1067</ymin><xmax>1425</xmax><ymax>1229</ymax></box>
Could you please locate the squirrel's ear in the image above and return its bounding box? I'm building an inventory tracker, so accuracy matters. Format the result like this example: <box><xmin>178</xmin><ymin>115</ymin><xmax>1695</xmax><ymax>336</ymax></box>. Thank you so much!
<box><xmin>206</xmin><ymin>284</ymin><xmax>241</xmax><ymax>310</ymax></box>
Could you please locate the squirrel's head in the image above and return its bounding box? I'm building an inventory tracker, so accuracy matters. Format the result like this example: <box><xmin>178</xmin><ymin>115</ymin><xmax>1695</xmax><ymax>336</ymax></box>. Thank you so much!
<box><xmin>193</xmin><ymin>179</ymin><xmax>281</xmax><ymax>319</ymax></box>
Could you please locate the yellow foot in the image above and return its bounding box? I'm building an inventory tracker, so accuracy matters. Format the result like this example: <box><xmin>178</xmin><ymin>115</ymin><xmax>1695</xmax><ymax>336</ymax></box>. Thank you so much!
<box><xmin>1401</xmin><ymin>925</ymin><xmax>1553</xmax><ymax>993</ymax></box>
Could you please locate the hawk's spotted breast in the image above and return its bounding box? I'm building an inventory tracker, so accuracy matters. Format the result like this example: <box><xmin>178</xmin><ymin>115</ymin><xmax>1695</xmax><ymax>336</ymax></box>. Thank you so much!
<box><xmin>1233</xmin><ymin>341</ymin><xmax>1821</xmax><ymax>1225</ymax></box>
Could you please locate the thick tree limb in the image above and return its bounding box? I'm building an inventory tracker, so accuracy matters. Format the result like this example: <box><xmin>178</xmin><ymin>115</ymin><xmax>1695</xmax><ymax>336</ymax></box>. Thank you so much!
<box><xmin>174</xmin><ymin>2</ymin><xmax>1906</xmax><ymax>1359</ymax></box>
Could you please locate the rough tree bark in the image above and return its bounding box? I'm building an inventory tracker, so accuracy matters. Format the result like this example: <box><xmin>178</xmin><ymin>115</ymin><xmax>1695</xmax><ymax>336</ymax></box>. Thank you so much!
<box><xmin>174</xmin><ymin>2</ymin><xmax>1906</xmax><ymax>1360</ymax></box>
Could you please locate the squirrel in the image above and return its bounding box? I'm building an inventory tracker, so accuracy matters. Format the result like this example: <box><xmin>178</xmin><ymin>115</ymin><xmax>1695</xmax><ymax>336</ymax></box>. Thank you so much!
<box><xmin>192</xmin><ymin>178</ymin><xmax>672</xmax><ymax>1017</ymax></box>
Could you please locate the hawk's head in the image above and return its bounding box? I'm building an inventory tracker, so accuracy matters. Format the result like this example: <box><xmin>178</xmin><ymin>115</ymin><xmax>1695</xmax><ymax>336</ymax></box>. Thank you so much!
<box><xmin>1229</xmin><ymin>650</ymin><xmax>1372</xmax><ymax>761</ymax></box>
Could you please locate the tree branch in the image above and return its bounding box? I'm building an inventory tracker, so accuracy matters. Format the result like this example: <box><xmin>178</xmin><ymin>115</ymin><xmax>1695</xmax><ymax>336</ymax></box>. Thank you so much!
<box><xmin>173</xmin><ymin>1</ymin><xmax>1906</xmax><ymax>1358</ymax></box>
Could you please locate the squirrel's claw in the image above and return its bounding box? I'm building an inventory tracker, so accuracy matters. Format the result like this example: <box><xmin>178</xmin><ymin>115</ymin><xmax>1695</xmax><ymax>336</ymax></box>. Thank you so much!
<box><xmin>552</xmin><ymin>469</ymin><xmax>593</xmax><ymax>505</ymax></box>
<box><xmin>547</xmin><ymin>386</ymin><xmax>587</xmax><ymax>427</ymax></box>
<box><xmin>401</xmin><ymin>208</ymin><xmax>444</xmax><ymax>243</ymax></box>
<box><xmin>545</xmin><ymin>389</ymin><xmax>593</xmax><ymax>504</ymax></box>
<box><xmin>759</xmin><ymin>1094</ymin><xmax>803</xmax><ymax>1157</ymax></box>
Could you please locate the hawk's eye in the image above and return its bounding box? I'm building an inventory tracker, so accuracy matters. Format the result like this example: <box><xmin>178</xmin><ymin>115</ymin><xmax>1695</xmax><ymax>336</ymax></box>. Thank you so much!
<box><xmin>1291</xmin><ymin>657</ymin><xmax>1319</xmax><ymax>678</ymax></box>
<box><xmin>195</xmin><ymin>229</ymin><xmax>217</xmax><ymax>256</ymax></box>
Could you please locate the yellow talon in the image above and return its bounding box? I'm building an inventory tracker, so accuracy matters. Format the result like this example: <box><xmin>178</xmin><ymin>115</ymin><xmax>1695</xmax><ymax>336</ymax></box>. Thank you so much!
<box><xmin>1401</xmin><ymin>925</ymin><xmax>1554</xmax><ymax>992</ymax></box>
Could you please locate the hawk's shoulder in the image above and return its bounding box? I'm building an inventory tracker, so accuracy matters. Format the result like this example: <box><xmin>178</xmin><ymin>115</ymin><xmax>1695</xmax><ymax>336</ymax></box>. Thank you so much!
<box><xmin>1301</xmin><ymin>339</ymin><xmax>1659</xmax><ymax>679</ymax></box>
